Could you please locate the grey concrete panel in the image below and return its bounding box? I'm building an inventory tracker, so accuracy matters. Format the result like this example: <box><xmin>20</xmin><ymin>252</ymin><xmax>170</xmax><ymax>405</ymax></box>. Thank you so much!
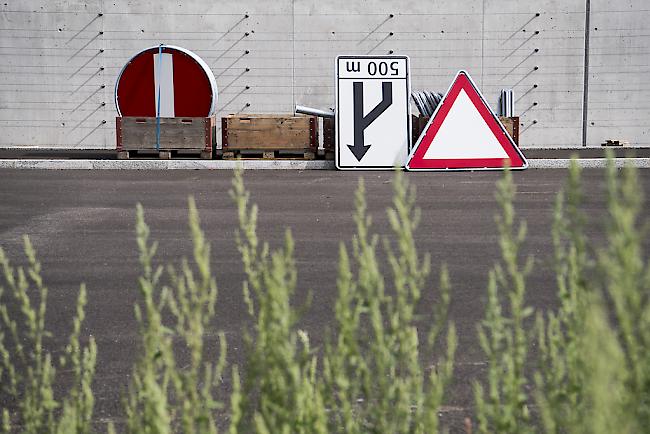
<box><xmin>0</xmin><ymin>3</ymin><xmax>107</xmax><ymax>148</ymax></box>
<box><xmin>0</xmin><ymin>0</ymin><xmax>648</xmax><ymax>149</ymax></box>
<box><xmin>588</xmin><ymin>0</ymin><xmax>650</xmax><ymax>146</ymax></box>
<box><xmin>482</xmin><ymin>1</ymin><xmax>585</xmax><ymax>147</ymax></box>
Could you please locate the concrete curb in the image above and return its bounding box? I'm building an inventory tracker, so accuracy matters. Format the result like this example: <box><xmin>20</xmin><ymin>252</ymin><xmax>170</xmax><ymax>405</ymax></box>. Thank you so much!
<box><xmin>527</xmin><ymin>158</ymin><xmax>650</xmax><ymax>169</ymax></box>
<box><xmin>0</xmin><ymin>158</ymin><xmax>649</xmax><ymax>170</ymax></box>
<box><xmin>0</xmin><ymin>159</ymin><xmax>336</xmax><ymax>170</ymax></box>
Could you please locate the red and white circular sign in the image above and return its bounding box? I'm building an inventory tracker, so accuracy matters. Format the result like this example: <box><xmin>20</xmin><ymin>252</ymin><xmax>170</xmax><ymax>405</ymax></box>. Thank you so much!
<box><xmin>115</xmin><ymin>45</ymin><xmax>218</xmax><ymax>118</ymax></box>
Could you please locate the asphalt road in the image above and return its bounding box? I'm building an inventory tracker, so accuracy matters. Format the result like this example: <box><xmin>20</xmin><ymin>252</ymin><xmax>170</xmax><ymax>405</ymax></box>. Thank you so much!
<box><xmin>1</xmin><ymin>168</ymin><xmax>648</xmax><ymax>432</ymax></box>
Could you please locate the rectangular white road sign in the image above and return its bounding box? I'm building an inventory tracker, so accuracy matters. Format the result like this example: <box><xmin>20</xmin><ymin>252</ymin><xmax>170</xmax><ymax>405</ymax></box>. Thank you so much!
<box><xmin>336</xmin><ymin>55</ymin><xmax>411</xmax><ymax>170</ymax></box>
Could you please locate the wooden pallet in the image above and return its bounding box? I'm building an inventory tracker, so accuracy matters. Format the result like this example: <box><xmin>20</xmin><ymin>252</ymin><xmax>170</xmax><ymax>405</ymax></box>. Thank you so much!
<box><xmin>221</xmin><ymin>149</ymin><xmax>316</xmax><ymax>160</ymax></box>
<box><xmin>117</xmin><ymin>149</ymin><xmax>212</xmax><ymax>160</ymax></box>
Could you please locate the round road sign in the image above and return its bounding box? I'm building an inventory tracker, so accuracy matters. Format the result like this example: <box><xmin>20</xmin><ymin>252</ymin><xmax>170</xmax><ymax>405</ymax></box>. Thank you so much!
<box><xmin>115</xmin><ymin>45</ymin><xmax>218</xmax><ymax>118</ymax></box>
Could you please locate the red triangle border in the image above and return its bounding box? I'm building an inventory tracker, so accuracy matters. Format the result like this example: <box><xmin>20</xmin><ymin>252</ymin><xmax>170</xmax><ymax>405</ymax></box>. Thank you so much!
<box><xmin>406</xmin><ymin>71</ymin><xmax>527</xmax><ymax>171</ymax></box>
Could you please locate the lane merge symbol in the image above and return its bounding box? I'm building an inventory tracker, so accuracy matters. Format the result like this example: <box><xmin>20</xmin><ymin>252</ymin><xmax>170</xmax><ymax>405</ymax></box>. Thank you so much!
<box><xmin>348</xmin><ymin>81</ymin><xmax>393</xmax><ymax>161</ymax></box>
<box><xmin>336</xmin><ymin>55</ymin><xmax>411</xmax><ymax>170</ymax></box>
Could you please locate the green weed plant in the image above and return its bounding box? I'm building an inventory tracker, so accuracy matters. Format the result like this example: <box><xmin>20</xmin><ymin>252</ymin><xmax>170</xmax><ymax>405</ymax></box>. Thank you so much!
<box><xmin>322</xmin><ymin>170</ymin><xmax>456</xmax><ymax>434</ymax></box>
<box><xmin>0</xmin><ymin>238</ymin><xmax>96</xmax><ymax>434</ymax></box>
<box><xmin>0</xmin><ymin>158</ymin><xmax>649</xmax><ymax>433</ymax></box>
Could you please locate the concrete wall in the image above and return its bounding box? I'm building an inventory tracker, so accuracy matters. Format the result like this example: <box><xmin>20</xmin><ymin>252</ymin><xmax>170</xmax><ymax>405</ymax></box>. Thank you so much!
<box><xmin>588</xmin><ymin>0</ymin><xmax>650</xmax><ymax>146</ymax></box>
<box><xmin>0</xmin><ymin>0</ymin><xmax>648</xmax><ymax>149</ymax></box>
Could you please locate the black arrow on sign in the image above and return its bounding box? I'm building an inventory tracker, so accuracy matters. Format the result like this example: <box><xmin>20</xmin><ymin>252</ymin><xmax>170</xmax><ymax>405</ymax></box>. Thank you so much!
<box><xmin>347</xmin><ymin>81</ymin><xmax>393</xmax><ymax>162</ymax></box>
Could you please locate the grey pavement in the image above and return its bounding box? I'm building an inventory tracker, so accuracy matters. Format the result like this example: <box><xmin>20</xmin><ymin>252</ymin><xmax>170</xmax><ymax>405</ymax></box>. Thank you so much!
<box><xmin>0</xmin><ymin>168</ymin><xmax>648</xmax><ymax>431</ymax></box>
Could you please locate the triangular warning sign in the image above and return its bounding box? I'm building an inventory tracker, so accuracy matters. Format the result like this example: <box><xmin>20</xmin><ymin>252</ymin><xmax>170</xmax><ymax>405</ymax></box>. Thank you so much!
<box><xmin>406</xmin><ymin>71</ymin><xmax>527</xmax><ymax>171</ymax></box>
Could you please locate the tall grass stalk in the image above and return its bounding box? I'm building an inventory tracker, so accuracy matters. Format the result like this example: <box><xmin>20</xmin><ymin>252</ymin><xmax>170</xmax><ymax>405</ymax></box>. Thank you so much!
<box><xmin>576</xmin><ymin>292</ymin><xmax>631</xmax><ymax>434</ymax></box>
<box><xmin>2</xmin><ymin>161</ymin><xmax>650</xmax><ymax>433</ymax></box>
<box><xmin>125</xmin><ymin>204</ymin><xmax>172</xmax><ymax>434</ymax></box>
<box><xmin>597</xmin><ymin>157</ymin><xmax>650</xmax><ymax>431</ymax></box>
<box><xmin>535</xmin><ymin>157</ymin><xmax>650</xmax><ymax>433</ymax></box>
<box><xmin>474</xmin><ymin>169</ymin><xmax>534</xmax><ymax>434</ymax></box>
<box><xmin>125</xmin><ymin>199</ymin><xmax>226</xmax><ymax>434</ymax></box>
<box><xmin>229</xmin><ymin>167</ymin><xmax>326</xmax><ymax>434</ymax></box>
<box><xmin>0</xmin><ymin>236</ymin><xmax>96</xmax><ymax>434</ymax></box>
<box><xmin>323</xmin><ymin>170</ymin><xmax>456</xmax><ymax>433</ymax></box>
<box><xmin>55</xmin><ymin>284</ymin><xmax>97</xmax><ymax>434</ymax></box>
<box><xmin>534</xmin><ymin>160</ymin><xmax>591</xmax><ymax>432</ymax></box>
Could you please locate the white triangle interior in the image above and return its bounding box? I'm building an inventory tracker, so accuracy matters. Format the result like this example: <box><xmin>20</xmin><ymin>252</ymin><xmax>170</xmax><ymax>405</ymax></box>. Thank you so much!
<box><xmin>422</xmin><ymin>89</ymin><xmax>508</xmax><ymax>160</ymax></box>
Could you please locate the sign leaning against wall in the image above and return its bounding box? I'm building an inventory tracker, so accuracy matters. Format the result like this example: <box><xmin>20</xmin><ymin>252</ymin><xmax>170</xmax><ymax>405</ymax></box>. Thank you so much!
<box><xmin>336</xmin><ymin>55</ymin><xmax>411</xmax><ymax>170</ymax></box>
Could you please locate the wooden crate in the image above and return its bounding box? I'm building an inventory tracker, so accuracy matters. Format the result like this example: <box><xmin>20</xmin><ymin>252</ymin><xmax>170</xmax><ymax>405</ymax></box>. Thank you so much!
<box><xmin>221</xmin><ymin>114</ymin><xmax>317</xmax><ymax>158</ymax></box>
<box><xmin>410</xmin><ymin>114</ymin><xmax>520</xmax><ymax>146</ymax></box>
<box><xmin>498</xmin><ymin>116</ymin><xmax>520</xmax><ymax>146</ymax></box>
<box><xmin>116</xmin><ymin>116</ymin><xmax>215</xmax><ymax>159</ymax></box>
<box><xmin>322</xmin><ymin>117</ymin><xmax>335</xmax><ymax>160</ymax></box>
<box><xmin>411</xmin><ymin>114</ymin><xmax>430</xmax><ymax>144</ymax></box>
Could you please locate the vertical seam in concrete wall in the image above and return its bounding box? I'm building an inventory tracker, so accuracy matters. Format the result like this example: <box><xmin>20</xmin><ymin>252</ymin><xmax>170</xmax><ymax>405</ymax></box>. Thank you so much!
<box><xmin>481</xmin><ymin>0</ymin><xmax>485</xmax><ymax>88</ymax></box>
<box><xmin>582</xmin><ymin>0</ymin><xmax>591</xmax><ymax>147</ymax></box>
<box><xmin>292</xmin><ymin>0</ymin><xmax>296</xmax><ymax>109</ymax></box>
<box><xmin>100</xmin><ymin>0</ymin><xmax>106</xmax><ymax>149</ymax></box>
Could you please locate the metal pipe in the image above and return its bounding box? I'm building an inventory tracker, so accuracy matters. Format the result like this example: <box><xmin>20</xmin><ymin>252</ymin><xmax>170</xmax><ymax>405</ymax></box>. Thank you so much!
<box><xmin>498</xmin><ymin>89</ymin><xmax>514</xmax><ymax>117</ymax></box>
<box><xmin>295</xmin><ymin>104</ymin><xmax>335</xmax><ymax>118</ymax></box>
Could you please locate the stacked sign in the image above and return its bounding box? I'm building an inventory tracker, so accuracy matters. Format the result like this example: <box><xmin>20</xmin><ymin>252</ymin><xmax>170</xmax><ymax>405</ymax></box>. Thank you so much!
<box><xmin>335</xmin><ymin>59</ymin><xmax>526</xmax><ymax>171</ymax></box>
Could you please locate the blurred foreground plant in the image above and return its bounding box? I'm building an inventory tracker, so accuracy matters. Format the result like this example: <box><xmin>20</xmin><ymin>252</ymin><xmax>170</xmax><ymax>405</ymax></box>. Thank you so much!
<box><xmin>2</xmin><ymin>160</ymin><xmax>650</xmax><ymax>434</ymax></box>
<box><xmin>323</xmin><ymin>170</ymin><xmax>456</xmax><ymax>433</ymax></box>
<box><xmin>534</xmin><ymin>160</ymin><xmax>592</xmax><ymax>432</ymax></box>
<box><xmin>594</xmin><ymin>157</ymin><xmax>650</xmax><ymax>432</ymax></box>
<box><xmin>125</xmin><ymin>198</ymin><xmax>226</xmax><ymax>434</ymax></box>
<box><xmin>228</xmin><ymin>167</ymin><xmax>327</xmax><ymax>434</ymax></box>
<box><xmin>497</xmin><ymin>156</ymin><xmax>650</xmax><ymax>434</ymax></box>
<box><xmin>474</xmin><ymin>169</ymin><xmax>534</xmax><ymax>434</ymax></box>
<box><xmin>0</xmin><ymin>237</ymin><xmax>96</xmax><ymax>434</ymax></box>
